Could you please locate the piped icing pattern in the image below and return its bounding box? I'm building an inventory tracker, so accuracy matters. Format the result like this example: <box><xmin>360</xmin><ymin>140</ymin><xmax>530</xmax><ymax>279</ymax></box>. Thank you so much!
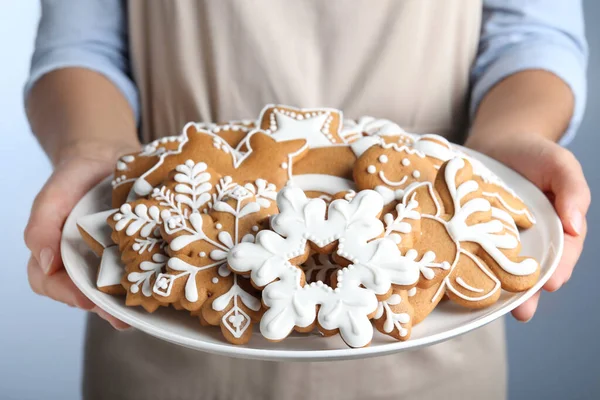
<box><xmin>227</xmin><ymin>186</ymin><xmax>452</xmax><ymax>347</ymax></box>
<box><xmin>76</xmin><ymin>105</ymin><xmax>540</xmax><ymax>347</ymax></box>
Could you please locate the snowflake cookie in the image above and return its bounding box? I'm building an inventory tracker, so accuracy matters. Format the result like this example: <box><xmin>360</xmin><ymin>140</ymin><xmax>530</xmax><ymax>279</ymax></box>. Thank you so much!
<box><xmin>227</xmin><ymin>185</ymin><xmax>453</xmax><ymax>348</ymax></box>
<box><xmin>110</xmin><ymin>159</ymin><xmax>279</xmax><ymax>343</ymax></box>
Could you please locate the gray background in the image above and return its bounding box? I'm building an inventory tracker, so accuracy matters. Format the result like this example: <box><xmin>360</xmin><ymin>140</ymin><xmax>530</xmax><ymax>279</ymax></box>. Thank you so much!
<box><xmin>0</xmin><ymin>2</ymin><xmax>598</xmax><ymax>399</ymax></box>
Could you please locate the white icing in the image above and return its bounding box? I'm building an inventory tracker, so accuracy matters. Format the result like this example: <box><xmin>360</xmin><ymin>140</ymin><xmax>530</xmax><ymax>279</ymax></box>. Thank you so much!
<box><xmin>289</xmin><ymin>174</ymin><xmax>356</xmax><ymax>194</ymax></box>
<box><xmin>303</xmin><ymin>254</ymin><xmax>340</xmax><ymax>283</ymax></box>
<box><xmin>259</xmin><ymin>105</ymin><xmax>341</xmax><ymax>147</ymax></box>
<box><xmin>150</xmin><ymin>173</ymin><xmax>274</xmax><ymax>338</ymax></box>
<box><xmin>378</xmin><ymin>171</ymin><xmax>408</xmax><ymax>187</ymax></box>
<box><xmin>482</xmin><ymin>191</ymin><xmax>536</xmax><ymax>224</ymax></box>
<box><xmin>97</xmin><ymin>245</ymin><xmax>125</xmax><ymax>288</ymax></box>
<box><xmin>444</xmin><ymin>250</ymin><xmax>501</xmax><ymax>302</ymax></box>
<box><xmin>349</xmin><ymin>136</ymin><xmax>383</xmax><ymax>158</ymax></box>
<box><xmin>455</xmin><ymin>277</ymin><xmax>484</xmax><ymax>293</ymax></box>
<box><xmin>401</xmin><ymin>158</ymin><xmax>410</xmax><ymax>166</ymax></box>
<box><xmin>228</xmin><ymin>186</ymin><xmax>442</xmax><ymax>347</ymax></box>
<box><xmin>374</xmin><ymin>294</ymin><xmax>410</xmax><ymax>337</ymax></box>
<box><xmin>367</xmin><ymin>165</ymin><xmax>377</xmax><ymax>174</ymax></box>
<box><xmin>77</xmin><ymin>209</ymin><xmax>118</xmax><ymax>250</ymax></box>
<box><xmin>443</xmin><ymin>158</ymin><xmax>537</xmax><ymax>276</ymax></box>
<box><xmin>341</xmin><ymin>116</ymin><xmax>405</xmax><ymax>141</ymax></box>
<box><xmin>378</xmin><ymin>155</ymin><xmax>388</xmax><ymax>163</ymax></box>
<box><xmin>412</xmin><ymin>135</ymin><xmax>454</xmax><ymax>163</ymax></box>
<box><xmin>412</xmin><ymin>170</ymin><xmax>421</xmax><ymax>179</ymax></box>
<box><xmin>127</xmin><ymin>252</ymin><xmax>166</xmax><ymax>296</ymax></box>
<box><xmin>133</xmin><ymin>123</ymin><xmax>307</xmax><ymax>196</ymax></box>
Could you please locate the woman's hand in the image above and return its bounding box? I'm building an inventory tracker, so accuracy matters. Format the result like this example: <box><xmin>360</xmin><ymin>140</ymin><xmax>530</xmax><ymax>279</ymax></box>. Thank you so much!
<box><xmin>24</xmin><ymin>143</ymin><xmax>138</xmax><ymax>330</ymax></box>
<box><xmin>465</xmin><ymin>133</ymin><xmax>590</xmax><ymax>322</ymax></box>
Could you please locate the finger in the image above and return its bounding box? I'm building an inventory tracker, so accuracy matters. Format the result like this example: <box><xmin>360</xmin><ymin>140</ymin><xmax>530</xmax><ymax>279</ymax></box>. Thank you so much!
<box><xmin>92</xmin><ymin>306</ymin><xmax>131</xmax><ymax>331</ymax></box>
<box><xmin>28</xmin><ymin>256</ymin><xmax>130</xmax><ymax>330</ymax></box>
<box><xmin>28</xmin><ymin>256</ymin><xmax>95</xmax><ymax>309</ymax></box>
<box><xmin>548</xmin><ymin>150</ymin><xmax>591</xmax><ymax>237</ymax></box>
<box><xmin>543</xmin><ymin>220</ymin><xmax>587</xmax><ymax>291</ymax></box>
<box><xmin>511</xmin><ymin>291</ymin><xmax>541</xmax><ymax>322</ymax></box>
<box><xmin>24</xmin><ymin>159</ymin><xmax>112</xmax><ymax>275</ymax></box>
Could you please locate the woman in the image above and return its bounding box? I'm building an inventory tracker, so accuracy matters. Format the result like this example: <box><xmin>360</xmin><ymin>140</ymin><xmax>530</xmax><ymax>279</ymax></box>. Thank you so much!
<box><xmin>24</xmin><ymin>1</ymin><xmax>590</xmax><ymax>399</ymax></box>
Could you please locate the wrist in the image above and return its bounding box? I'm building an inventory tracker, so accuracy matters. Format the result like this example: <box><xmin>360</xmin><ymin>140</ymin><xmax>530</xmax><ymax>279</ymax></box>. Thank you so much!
<box><xmin>53</xmin><ymin>138</ymin><xmax>141</xmax><ymax>168</ymax></box>
<box><xmin>465</xmin><ymin>131</ymin><xmax>550</xmax><ymax>168</ymax></box>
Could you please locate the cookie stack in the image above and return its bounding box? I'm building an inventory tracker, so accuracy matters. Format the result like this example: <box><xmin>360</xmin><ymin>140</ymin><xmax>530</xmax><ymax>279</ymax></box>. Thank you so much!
<box><xmin>78</xmin><ymin>104</ymin><xmax>540</xmax><ymax>348</ymax></box>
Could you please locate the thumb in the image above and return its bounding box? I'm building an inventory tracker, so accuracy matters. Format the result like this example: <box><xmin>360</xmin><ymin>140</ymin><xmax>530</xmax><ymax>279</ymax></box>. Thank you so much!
<box><xmin>549</xmin><ymin>150</ymin><xmax>590</xmax><ymax>237</ymax></box>
<box><xmin>24</xmin><ymin>158</ymin><xmax>114</xmax><ymax>275</ymax></box>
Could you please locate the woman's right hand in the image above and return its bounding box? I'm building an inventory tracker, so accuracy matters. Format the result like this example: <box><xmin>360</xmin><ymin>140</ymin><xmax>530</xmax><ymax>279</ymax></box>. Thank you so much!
<box><xmin>24</xmin><ymin>144</ymin><xmax>137</xmax><ymax>330</ymax></box>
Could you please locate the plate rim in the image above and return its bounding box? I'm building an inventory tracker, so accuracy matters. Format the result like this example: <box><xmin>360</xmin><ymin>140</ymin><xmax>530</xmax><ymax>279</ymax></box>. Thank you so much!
<box><xmin>61</xmin><ymin>146</ymin><xmax>564</xmax><ymax>361</ymax></box>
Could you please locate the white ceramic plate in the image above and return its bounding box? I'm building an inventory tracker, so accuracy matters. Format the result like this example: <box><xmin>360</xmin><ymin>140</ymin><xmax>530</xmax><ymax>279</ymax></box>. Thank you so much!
<box><xmin>61</xmin><ymin>147</ymin><xmax>563</xmax><ymax>362</ymax></box>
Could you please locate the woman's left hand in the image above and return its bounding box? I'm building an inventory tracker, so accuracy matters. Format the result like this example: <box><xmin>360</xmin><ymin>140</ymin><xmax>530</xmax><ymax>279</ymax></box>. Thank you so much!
<box><xmin>465</xmin><ymin>133</ymin><xmax>590</xmax><ymax>322</ymax></box>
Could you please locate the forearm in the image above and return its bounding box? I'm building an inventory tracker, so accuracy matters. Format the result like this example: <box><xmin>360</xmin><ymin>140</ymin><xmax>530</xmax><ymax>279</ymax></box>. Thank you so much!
<box><xmin>26</xmin><ymin>68</ymin><xmax>140</xmax><ymax>166</ymax></box>
<box><xmin>467</xmin><ymin>70</ymin><xmax>575</xmax><ymax>152</ymax></box>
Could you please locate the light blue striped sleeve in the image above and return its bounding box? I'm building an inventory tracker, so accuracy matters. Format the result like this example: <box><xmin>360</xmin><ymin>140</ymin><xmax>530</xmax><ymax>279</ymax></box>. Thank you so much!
<box><xmin>472</xmin><ymin>0</ymin><xmax>588</xmax><ymax>145</ymax></box>
<box><xmin>24</xmin><ymin>0</ymin><xmax>139</xmax><ymax>121</ymax></box>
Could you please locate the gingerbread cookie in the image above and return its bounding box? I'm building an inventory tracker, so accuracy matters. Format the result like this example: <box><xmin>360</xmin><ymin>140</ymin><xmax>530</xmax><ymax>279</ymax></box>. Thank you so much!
<box><xmin>110</xmin><ymin>159</ymin><xmax>282</xmax><ymax>343</ymax></box>
<box><xmin>340</xmin><ymin>116</ymin><xmax>406</xmax><ymax>141</ymax></box>
<box><xmin>400</xmin><ymin>157</ymin><xmax>540</xmax><ymax>319</ymax></box>
<box><xmin>108</xmin><ymin>198</ymin><xmax>169</xmax><ymax>312</ymax></box>
<box><xmin>77</xmin><ymin>209</ymin><xmax>126</xmax><ymax>295</ymax></box>
<box><xmin>291</xmin><ymin>145</ymin><xmax>358</xmax><ymax>197</ymax></box>
<box><xmin>228</xmin><ymin>186</ymin><xmax>453</xmax><ymax>347</ymax></box>
<box><xmin>353</xmin><ymin>140</ymin><xmax>438</xmax><ymax>207</ymax></box>
<box><xmin>112</xmin><ymin>135</ymin><xmax>185</xmax><ymax>208</ymax></box>
<box><xmin>111</xmin><ymin>120</ymin><xmax>265</xmax><ymax>208</ymax></box>
<box><xmin>466</xmin><ymin>156</ymin><xmax>536</xmax><ymax>229</ymax></box>
<box><xmin>373</xmin><ymin>288</ymin><xmax>414</xmax><ymax>341</ymax></box>
<box><xmin>132</xmin><ymin>123</ymin><xmax>308</xmax><ymax>197</ymax></box>
<box><xmin>257</xmin><ymin>104</ymin><xmax>344</xmax><ymax>147</ymax></box>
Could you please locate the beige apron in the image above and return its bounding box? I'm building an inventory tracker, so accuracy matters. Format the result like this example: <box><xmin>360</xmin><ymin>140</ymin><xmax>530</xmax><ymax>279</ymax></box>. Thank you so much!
<box><xmin>83</xmin><ymin>1</ymin><xmax>507</xmax><ymax>399</ymax></box>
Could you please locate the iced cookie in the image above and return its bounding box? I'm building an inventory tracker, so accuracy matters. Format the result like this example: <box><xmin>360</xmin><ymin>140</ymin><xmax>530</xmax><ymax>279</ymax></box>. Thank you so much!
<box><xmin>77</xmin><ymin>209</ymin><xmax>126</xmax><ymax>295</ymax></box>
<box><xmin>353</xmin><ymin>140</ymin><xmax>438</xmax><ymax>206</ymax></box>
<box><xmin>132</xmin><ymin>123</ymin><xmax>308</xmax><ymax>197</ymax></box>
<box><xmin>373</xmin><ymin>288</ymin><xmax>414</xmax><ymax>341</ymax></box>
<box><xmin>401</xmin><ymin>157</ymin><xmax>540</xmax><ymax>318</ymax></box>
<box><xmin>228</xmin><ymin>186</ymin><xmax>454</xmax><ymax>347</ymax></box>
<box><xmin>257</xmin><ymin>104</ymin><xmax>344</xmax><ymax>147</ymax></box>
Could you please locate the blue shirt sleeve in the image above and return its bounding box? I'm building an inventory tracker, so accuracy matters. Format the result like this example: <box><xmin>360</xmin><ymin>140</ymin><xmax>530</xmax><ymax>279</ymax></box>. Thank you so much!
<box><xmin>473</xmin><ymin>0</ymin><xmax>588</xmax><ymax>145</ymax></box>
<box><xmin>24</xmin><ymin>0</ymin><xmax>139</xmax><ymax>121</ymax></box>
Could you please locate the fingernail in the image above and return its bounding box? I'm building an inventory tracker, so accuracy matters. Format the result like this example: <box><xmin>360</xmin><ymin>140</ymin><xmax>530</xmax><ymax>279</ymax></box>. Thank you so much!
<box><xmin>40</xmin><ymin>248</ymin><xmax>54</xmax><ymax>275</ymax></box>
<box><xmin>570</xmin><ymin>209</ymin><xmax>583</xmax><ymax>236</ymax></box>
